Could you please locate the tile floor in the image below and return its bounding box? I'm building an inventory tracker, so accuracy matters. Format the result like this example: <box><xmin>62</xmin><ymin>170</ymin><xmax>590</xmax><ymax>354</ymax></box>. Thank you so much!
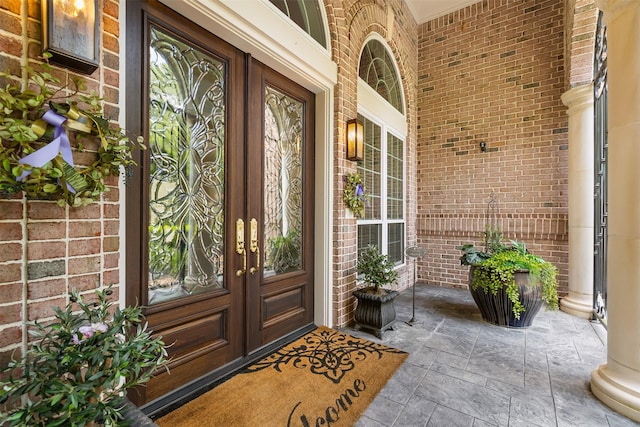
<box><xmin>345</xmin><ymin>283</ymin><xmax>639</xmax><ymax>427</ymax></box>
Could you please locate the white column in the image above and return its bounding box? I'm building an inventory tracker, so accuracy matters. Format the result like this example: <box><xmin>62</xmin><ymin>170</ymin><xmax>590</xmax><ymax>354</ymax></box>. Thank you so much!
<box><xmin>560</xmin><ymin>85</ymin><xmax>594</xmax><ymax>319</ymax></box>
<box><xmin>591</xmin><ymin>0</ymin><xmax>640</xmax><ymax>422</ymax></box>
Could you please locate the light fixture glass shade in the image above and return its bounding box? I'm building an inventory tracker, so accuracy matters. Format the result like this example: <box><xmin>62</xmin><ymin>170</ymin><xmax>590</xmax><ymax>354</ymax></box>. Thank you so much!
<box><xmin>346</xmin><ymin>118</ymin><xmax>364</xmax><ymax>161</ymax></box>
<box><xmin>42</xmin><ymin>0</ymin><xmax>99</xmax><ymax>74</ymax></box>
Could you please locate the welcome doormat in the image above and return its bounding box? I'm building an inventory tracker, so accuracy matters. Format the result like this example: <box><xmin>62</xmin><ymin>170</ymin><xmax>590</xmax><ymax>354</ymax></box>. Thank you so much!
<box><xmin>156</xmin><ymin>326</ymin><xmax>408</xmax><ymax>426</ymax></box>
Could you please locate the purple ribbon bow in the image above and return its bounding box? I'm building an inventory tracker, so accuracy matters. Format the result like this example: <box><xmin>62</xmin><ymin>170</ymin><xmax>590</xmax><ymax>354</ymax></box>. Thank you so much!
<box><xmin>18</xmin><ymin>110</ymin><xmax>76</xmax><ymax>193</ymax></box>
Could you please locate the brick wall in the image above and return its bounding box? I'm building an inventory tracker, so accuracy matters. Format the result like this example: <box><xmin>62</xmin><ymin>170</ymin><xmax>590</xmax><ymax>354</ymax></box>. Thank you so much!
<box><xmin>566</xmin><ymin>0</ymin><xmax>599</xmax><ymax>89</ymax></box>
<box><xmin>415</xmin><ymin>0</ymin><xmax>570</xmax><ymax>295</ymax></box>
<box><xmin>0</xmin><ymin>0</ymin><xmax>601</xmax><ymax>342</ymax></box>
<box><xmin>329</xmin><ymin>0</ymin><xmax>418</xmax><ymax>327</ymax></box>
<box><xmin>0</xmin><ymin>1</ymin><xmax>121</xmax><ymax>362</ymax></box>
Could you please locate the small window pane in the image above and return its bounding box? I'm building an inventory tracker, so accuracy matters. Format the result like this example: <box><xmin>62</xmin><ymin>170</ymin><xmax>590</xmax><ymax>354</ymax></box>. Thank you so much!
<box><xmin>388</xmin><ymin>223</ymin><xmax>404</xmax><ymax>265</ymax></box>
<box><xmin>358</xmin><ymin>224</ymin><xmax>382</xmax><ymax>255</ymax></box>
<box><xmin>358</xmin><ymin>115</ymin><xmax>381</xmax><ymax>220</ymax></box>
<box><xmin>387</xmin><ymin>132</ymin><xmax>403</xmax><ymax>219</ymax></box>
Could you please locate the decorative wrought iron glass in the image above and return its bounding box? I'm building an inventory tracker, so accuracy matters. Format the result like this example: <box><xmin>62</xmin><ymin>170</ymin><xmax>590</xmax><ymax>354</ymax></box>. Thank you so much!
<box><xmin>263</xmin><ymin>86</ymin><xmax>304</xmax><ymax>277</ymax></box>
<box><xmin>147</xmin><ymin>26</ymin><xmax>226</xmax><ymax>304</ymax></box>
<box><xmin>593</xmin><ymin>11</ymin><xmax>608</xmax><ymax>322</ymax></box>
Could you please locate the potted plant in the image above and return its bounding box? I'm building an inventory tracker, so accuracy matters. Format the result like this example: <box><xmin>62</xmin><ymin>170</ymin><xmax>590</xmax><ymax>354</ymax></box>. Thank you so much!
<box><xmin>353</xmin><ymin>244</ymin><xmax>399</xmax><ymax>338</ymax></box>
<box><xmin>458</xmin><ymin>227</ymin><xmax>559</xmax><ymax>328</ymax></box>
<box><xmin>267</xmin><ymin>228</ymin><xmax>301</xmax><ymax>274</ymax></box>
<box><xmin>0</xmin><ymin>55</ymin><xmax>144</xmax><ymax>207</ymax></box>
<box><xmin>0</xmin><ymin>286</ymin><xmax>168</xmax><ymax>426</ymax></box>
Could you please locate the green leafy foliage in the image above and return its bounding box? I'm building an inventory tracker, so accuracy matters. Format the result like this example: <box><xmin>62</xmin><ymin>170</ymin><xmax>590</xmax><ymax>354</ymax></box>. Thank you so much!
<box><xmin>460</xmin><ymin>232</ymin><xmax>559</xmax><ymax>319</ymax></box>
<box><xmin>343</xmin><ymin>172</ymin><xmax>368</xmax><ymax>218</ymax></box>
<box><xmin>0</xmin><ymin>286</ymin><xmax>168</xmax><ymax>426</ymax></box>
<box><xmin>267</xmin><ymin>229</ymin><xmax>301</xmax><ymax>274</ymax></box>
<box><xmin>357</xmin><ymin>244</ymin><xmax>399</xmax><ymax>292</ymax></box>
<box><xmin>0</xmin><ymin>56</ymin><xmax>145</xmax><ymax>207</ymax></box>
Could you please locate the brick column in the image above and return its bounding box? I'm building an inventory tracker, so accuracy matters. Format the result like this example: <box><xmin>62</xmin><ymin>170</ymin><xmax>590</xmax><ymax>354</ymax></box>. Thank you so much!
<box><xmin>560</xmin><ymin>84</ymin><xmax>594</xmax><ymax>319</ymax></box>
<box><xmin>591</xmin><ymin>0</ymin><xmax>640</xmax><ymax>421</ymax></box>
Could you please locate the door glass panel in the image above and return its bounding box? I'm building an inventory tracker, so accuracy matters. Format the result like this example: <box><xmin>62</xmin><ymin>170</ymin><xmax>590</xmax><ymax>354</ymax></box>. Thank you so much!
<box><xmin>147</xmin><ymin>26</ymin><xmax>225</xmax><ymax>304</ymax></box>
<box><xmin>263</xmin><ymin>85</ymin><xmax>303</xmax><ymax>277</ymax></box>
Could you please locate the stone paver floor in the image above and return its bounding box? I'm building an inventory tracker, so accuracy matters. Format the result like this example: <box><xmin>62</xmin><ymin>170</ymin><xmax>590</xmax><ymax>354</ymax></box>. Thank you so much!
<box><xmin>345</xmin><ymin>283</ymin><xmax>638</xmax><ymax>427</ymax></box>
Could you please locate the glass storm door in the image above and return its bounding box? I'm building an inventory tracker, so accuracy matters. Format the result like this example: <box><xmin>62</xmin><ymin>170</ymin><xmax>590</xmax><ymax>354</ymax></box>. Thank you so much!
<box><xmin>126</xmin><ymin>1</ymin><xmax>314</xmax><ymax>407</ymax></box>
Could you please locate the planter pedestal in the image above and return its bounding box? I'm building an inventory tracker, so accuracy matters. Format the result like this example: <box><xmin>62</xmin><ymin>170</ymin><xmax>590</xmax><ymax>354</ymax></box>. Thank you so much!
<box><xmin>353</xmin><ymin>289</ymin><xmax>399</xmax><ymax>338</ymax></box>
<box><xmin>469</xmin><ymin>268</ymin><xmax>543</xmax><ymax>328</ymax></box>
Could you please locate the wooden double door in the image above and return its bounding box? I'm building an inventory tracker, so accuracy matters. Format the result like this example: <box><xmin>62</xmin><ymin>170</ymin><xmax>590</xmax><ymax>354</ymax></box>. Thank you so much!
<box><xmin>125</xmin><ymin>0</ymin><xmax>315</xmax><ymax>406</ymax></box>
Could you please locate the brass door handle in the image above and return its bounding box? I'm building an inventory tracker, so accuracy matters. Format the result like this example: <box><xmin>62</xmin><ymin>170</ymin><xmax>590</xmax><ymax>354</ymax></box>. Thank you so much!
<box><xmin>236</xmin><ymin>218</ymin><xmax>246</xmax><ymax>276</ymax></box>
<box><xmin>249</xmin><ymin>218</ymin><xmax>260</xmax><ymax>274</ymax></box>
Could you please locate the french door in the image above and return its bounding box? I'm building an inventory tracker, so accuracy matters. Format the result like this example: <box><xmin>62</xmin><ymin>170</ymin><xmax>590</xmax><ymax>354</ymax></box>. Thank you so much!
<box><xmin>125</xmin><ymin>0</ymin><xmax>314</xmax><ymax>406</ymax></box>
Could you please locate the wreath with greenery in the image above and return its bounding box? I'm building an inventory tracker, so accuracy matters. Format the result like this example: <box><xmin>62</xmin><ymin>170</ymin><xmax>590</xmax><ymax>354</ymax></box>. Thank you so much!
<box><xmin>0</xmin><ymin>56</ymin><xmax>144</xmax><ymax>207</ymax></box>
<box><xmin>343</xmin><ymin>172</ymin><xmax>368</xmax><ymax>218</ymax></box>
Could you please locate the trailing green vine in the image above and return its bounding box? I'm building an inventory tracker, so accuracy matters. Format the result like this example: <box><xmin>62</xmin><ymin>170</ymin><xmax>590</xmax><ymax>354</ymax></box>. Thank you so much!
<box><xmin>0</xmin><ymin>55</ymin><xmax>144</xmax><ymax>207</ymax></box>
<box><xmin>460</xmin><ymin>230</ymin><xmax>559</xmax><ymax>319</ymax></box>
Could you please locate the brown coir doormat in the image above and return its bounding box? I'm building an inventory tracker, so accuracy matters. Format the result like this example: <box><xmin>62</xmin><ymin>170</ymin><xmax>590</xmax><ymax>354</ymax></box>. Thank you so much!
<box><xmin>157</xmin><ymin>326</ymin><xmax>408</xmax><ymax>426</ymax></box>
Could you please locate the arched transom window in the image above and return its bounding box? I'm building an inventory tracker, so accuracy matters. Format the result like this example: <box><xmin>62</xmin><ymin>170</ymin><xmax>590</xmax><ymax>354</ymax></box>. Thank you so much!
<box><xmin>268</xmin><ymin>0</ymin><xmax>327</xmax><ymax>48</ymax></box>
<box><xmin>359</xmin><ymin>39</ymin><xmax>404</xmax><ymax>114</ymax></box>
<box><xmin>356</xmin><ymin>36</ymin><xmax>406</xmax><ymax>265</ymax></box>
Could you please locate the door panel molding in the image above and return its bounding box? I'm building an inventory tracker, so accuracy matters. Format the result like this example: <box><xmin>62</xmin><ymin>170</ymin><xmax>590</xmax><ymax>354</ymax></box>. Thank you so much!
<box><xmin>126</xmin><ymin>0</ymin><xmax>315</xmax><ymax>410</ymax></box>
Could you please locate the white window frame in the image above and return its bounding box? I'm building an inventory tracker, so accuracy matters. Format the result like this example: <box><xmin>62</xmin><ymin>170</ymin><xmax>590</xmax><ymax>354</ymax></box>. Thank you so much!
<box><xmin>357</xmin><ymin>82</ymin><xmax>407</xmax><ymax>265</ymax></box>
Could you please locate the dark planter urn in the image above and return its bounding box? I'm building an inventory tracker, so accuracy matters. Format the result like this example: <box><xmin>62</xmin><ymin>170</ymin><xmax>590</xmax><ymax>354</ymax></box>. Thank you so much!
<box><xmin>353</xmin><ymin>288</ymin><xmax>399</xmax><ymax>338</ymax></box>
<box><xmin>468</xmin><ymin>267</ymin><xmax>543</xmax><ymax>328</ymax></box>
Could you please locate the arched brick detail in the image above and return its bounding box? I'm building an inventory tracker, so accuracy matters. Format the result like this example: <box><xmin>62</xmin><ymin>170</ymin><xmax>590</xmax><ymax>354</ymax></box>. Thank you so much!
<box><xmin>326</xmin><ymin>0</ymin><xmax>418</xmax><ymax>327</ymax></box>
<box><xmin>565</xmin><ymin>0</ymin><xmax>600</xmax><ymax>88</ymax></box>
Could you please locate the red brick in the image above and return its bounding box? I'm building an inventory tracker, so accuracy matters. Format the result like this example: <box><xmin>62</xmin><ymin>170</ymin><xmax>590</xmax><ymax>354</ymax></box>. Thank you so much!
<box><xmin>69</xmin><ymin>273</ymin><xmax>100</xmax><ymax>292</ymax></box>
<box><xmin>0</xmin><ymin>202</ymin><xmax>23</xmax><ymax>220</ymax></box>
<box><xmin>69</xmin><ymin>203</ymin><xmax>101</xmax><ymax>220</ymax></box>
<box><xmin>27</xmin><ymin>241</ymin><xmax>66</xmax><ymax>260</ymax></box>
<box><xmin>0</xmin><ymin>9</ymin><xmax>21</xmax><ymax>35</ymax></box>
<box><xmin>1</xmin><ymin>0</ymin><xmax>21</xmax><ymax>14</ymax></box>
<box><xmin>26</xmin><ymin>222</ymin><xmax>66</xmax><ymax>240</ymax></box>
<box><xmin>0</xmin><ymin>223</ymin><xmax>22</xmax><ymax>241</ymax></box>
<box><xmin>0</xmin><ymin>303</ymin><xmax>22</xmax><ymax>324</ymax></box>
<box><xmin>0</xmin><ymin>282</ymin><xmax>23</xmax><ymax>304</ymax></box>
<box><xmin>104</xmin><ymin>252</ymin><xmax>119</xmax><ymax>269</ymax></box>
<box><xmin>0</xmin><ymin>243</ymin><xmax>21</xmax><ymax>262</ymax></box>
<box><xmin>68</xmin><ymin>238</ymin><xmax>101</xmax><ymax>257</ymax></box>
<box><xmin>68</xmin><ymin>256</ymin><xmax>101</xmax><ymax>275</ymax></box>
<box><xmin>0</xmin><ymin>326</ymin><xmax>22</xmax><ymax>349</ymax></box>
<box><xmin>69</xmin><ymin>221</ymin><xmax>102</xmax><ymax>238</ymax></box>
<box><xmin>0</xmin><ymin>263</ymin><xmax>21</xmax><ymax>283</ymax></box>
<box><xmin>27</xmin><ymin>297</ymin><xmax>66</xmax><ymax>322</ymax></box>
<box><xmin>103</xmin><ymin>269</ymin><xmax>119</xmax><ymax>287</ymax></box>
<box><xmin>103</xmin><ymin>236</ymin><xmax>119</xmax><ymax>252</ymax></box>
<box><xmin>28</xmin><ymin>278</ymin><xmax>67</xmax><ymax>300</ymax></box>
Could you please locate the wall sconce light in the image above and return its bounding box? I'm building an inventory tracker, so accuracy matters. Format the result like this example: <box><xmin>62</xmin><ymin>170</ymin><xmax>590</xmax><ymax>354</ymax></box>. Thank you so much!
<box><xmin>42</xmin><ymin>0</ymin><xmax>99</xmax><ymax>74</ymax></box>
<box><xmin>346</xmin><ymin>118</ymin><xmax>364</xmax><ymax>162</ymax></box>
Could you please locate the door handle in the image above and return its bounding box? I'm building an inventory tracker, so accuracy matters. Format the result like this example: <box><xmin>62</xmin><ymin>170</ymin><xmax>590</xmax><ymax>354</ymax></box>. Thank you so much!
<box><xmin>236</xmin><ymin>218</ymin><xmax>246</xmax><ymax>276</ymax></box>
<box><xmin>249</xmin><ymin>218</ymin><xmax>260</xmax><ymax>274</ymax></box>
